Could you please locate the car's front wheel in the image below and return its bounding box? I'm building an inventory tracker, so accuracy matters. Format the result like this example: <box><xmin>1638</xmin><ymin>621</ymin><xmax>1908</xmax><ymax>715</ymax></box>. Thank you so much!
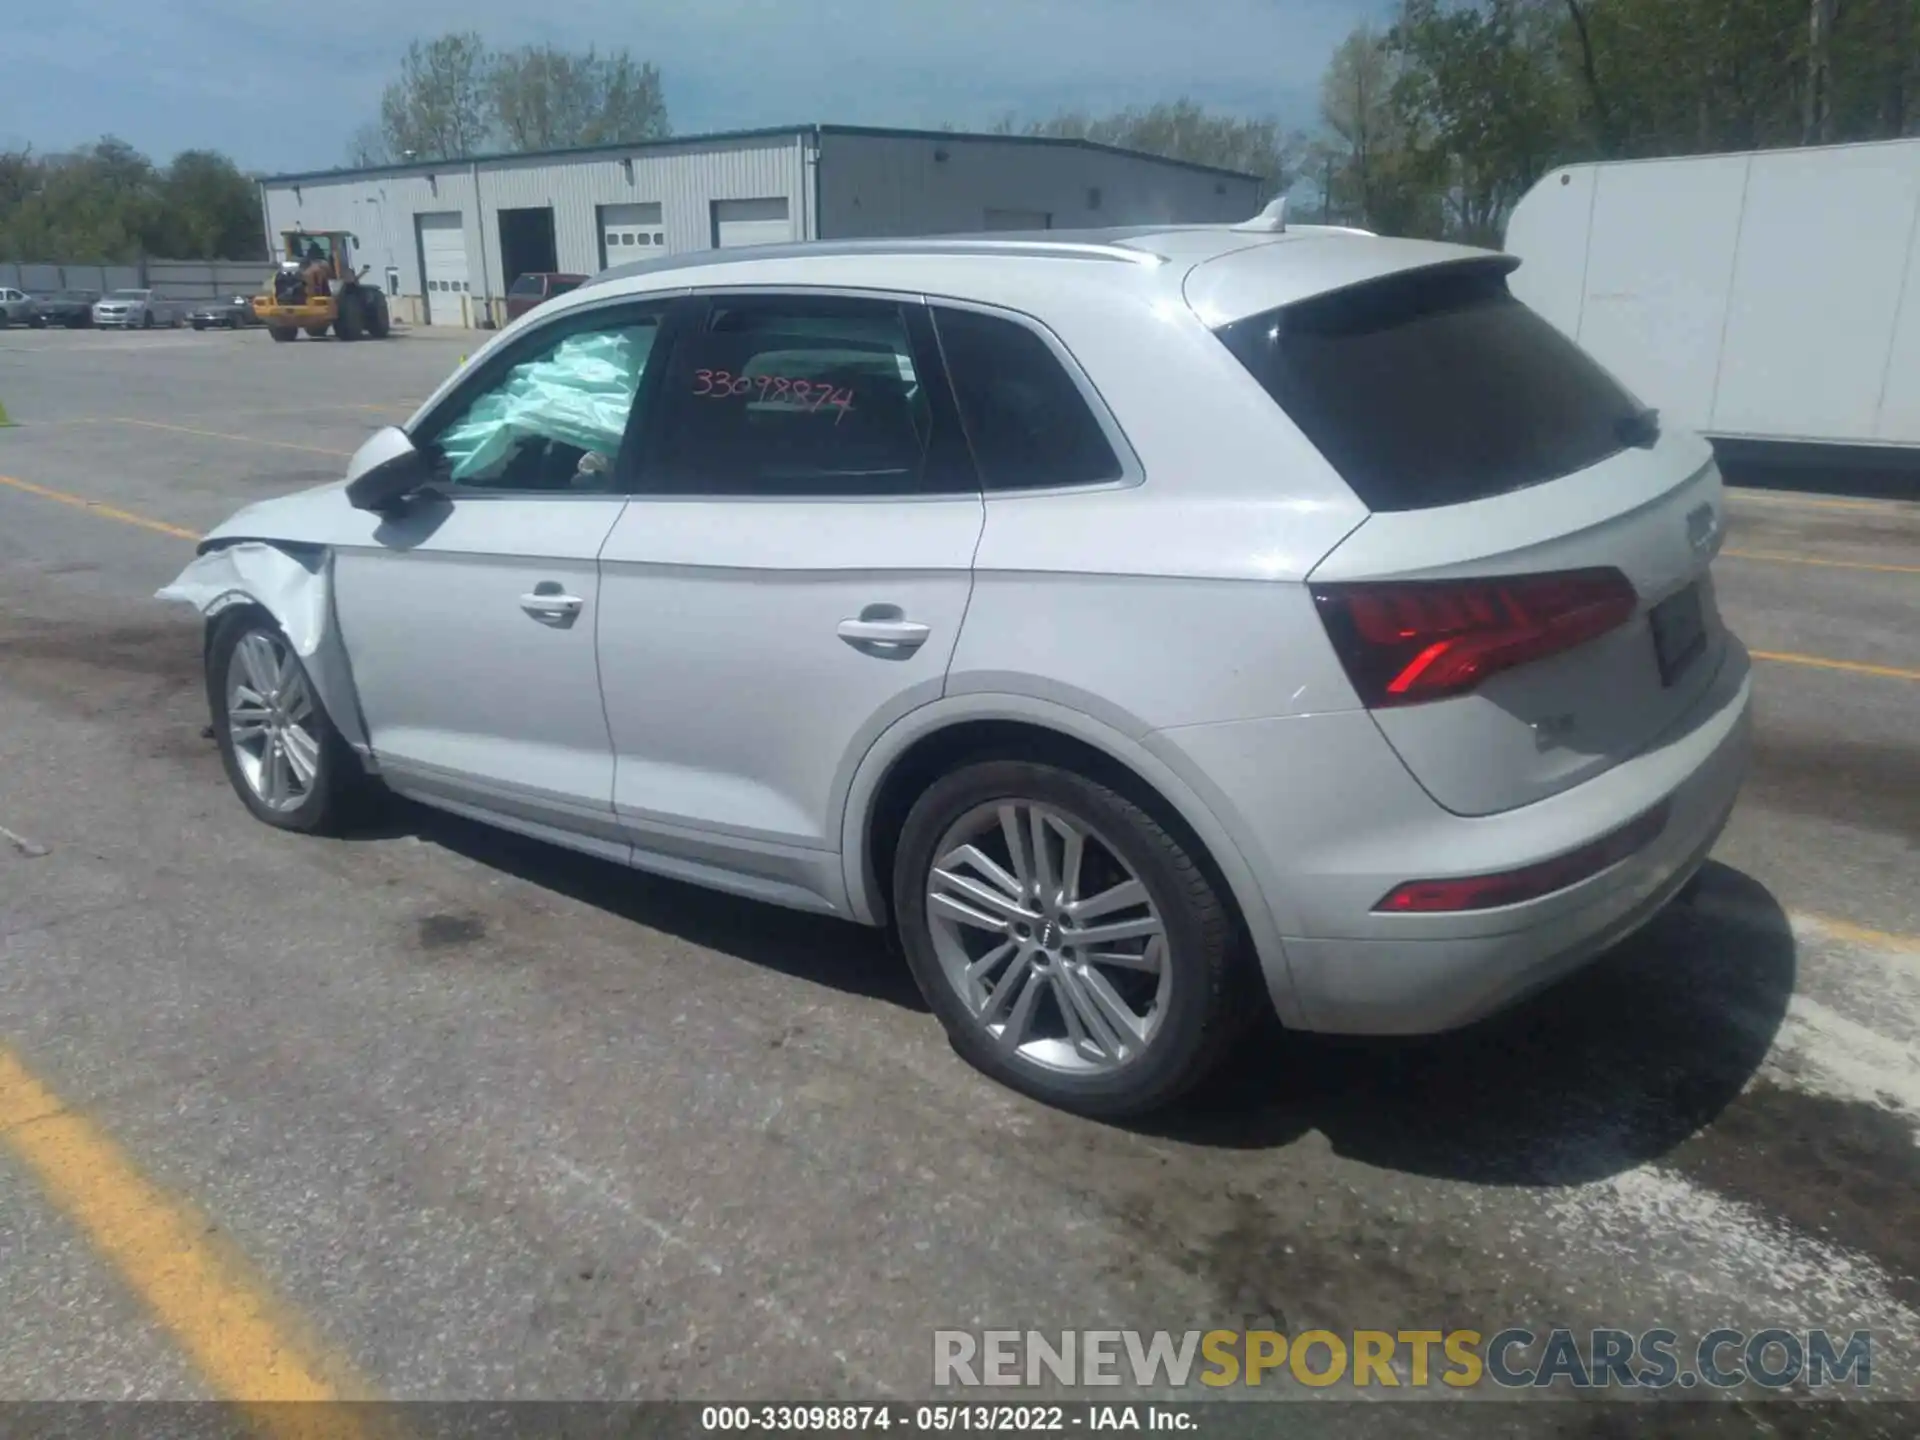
<box><xmin>208</xmin><ymin>609</ymin><xmax>365</xmax><ymax>834</ymax></box>
<box><xmin>892</xmin><ymin>759</ymin><xmax>1249</xmax><ymax>1119</ymax></box>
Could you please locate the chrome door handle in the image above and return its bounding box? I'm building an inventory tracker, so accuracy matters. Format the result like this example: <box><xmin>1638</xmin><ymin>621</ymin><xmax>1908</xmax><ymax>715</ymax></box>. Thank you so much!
<box><xmin>520</xmin><ymin>592</ymin><xmax>584</xmax><ymax>617</ymax></box>
<box><xmin>837</xmin><ymin>617</ymin><xmax>931</xmax><ymax>649</ymax></box>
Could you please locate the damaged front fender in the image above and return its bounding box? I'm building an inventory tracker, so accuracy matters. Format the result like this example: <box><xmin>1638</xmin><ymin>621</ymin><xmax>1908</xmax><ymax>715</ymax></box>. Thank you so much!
<box><xmin>156</xmin><ymin>540</ymin><xmax>374</xmax><ymax>763</ymax></box>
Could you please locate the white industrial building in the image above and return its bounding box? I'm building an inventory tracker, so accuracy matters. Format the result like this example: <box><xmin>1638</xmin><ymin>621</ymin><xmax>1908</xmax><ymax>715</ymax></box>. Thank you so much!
<box><xmin>259</xmin><ymin>123</ymin><xmax>1264</xmax><ymax>329</ymax></box>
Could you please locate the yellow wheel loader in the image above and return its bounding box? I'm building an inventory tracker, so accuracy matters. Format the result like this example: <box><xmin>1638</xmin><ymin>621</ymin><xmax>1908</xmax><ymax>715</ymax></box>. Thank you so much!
<box><xmin>253</xmin><ymin>230</ymin><xmax>392</xmax><ymax>342</ymax></box>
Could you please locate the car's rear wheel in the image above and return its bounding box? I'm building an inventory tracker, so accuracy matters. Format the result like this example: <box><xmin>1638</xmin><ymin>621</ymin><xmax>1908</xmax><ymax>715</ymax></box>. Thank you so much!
<box><xmin>893</xmin><ymin>760</ymin><xmax>1247</xmax><ymax>1118</ymax></box>
<box><xmin>209</xmin><ymin>609</ymin><xmax>365</xmax><ymax>835</ymax></box>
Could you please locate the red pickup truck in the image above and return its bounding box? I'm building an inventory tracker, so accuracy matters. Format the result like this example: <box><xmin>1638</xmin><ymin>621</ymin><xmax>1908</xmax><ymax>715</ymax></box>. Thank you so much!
<box><xmin>504</xmin><ymin>272</ymin><xmax>587</xmax><ymax>321</ymax></box>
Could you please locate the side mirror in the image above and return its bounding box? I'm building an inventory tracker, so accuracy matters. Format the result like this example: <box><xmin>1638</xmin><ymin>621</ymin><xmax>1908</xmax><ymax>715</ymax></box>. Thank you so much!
<box><xmin>345</xmin><ymin>427</ymin><xmax>433</xmax><ymax>512</ymax></box>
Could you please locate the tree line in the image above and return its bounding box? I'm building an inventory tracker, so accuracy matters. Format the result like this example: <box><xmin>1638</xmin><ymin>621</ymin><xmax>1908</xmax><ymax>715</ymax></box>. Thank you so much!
<box><xmin>989</xmin><ymin>0</ymin><xmax>1918</xmax><ymax>245</ymax></box>
<box><xmin>6</xmin><ymin>3</ymin><xmax>1914</xmax><ymax>264</ymax></box>
<box><xmin>0</xmin><ymin>142</ymin><xmax>263</xmax><ymax>264</ymax></box>
<box><xmin>1309</xmin><ymin>0</ymin><xmax>1920</xmax><ymax>243</ymax></box>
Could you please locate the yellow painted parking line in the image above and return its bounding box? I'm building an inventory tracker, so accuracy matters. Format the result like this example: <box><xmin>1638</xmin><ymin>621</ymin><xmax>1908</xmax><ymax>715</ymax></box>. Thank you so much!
<box><xmin>0</xmin><ymin>473</ymin><xmax>201</xmax><ymax>542</ymax></box>
<box><xmin>1799</xmin><ymin>912</ymin><xmax>1920</xmax><ymax>957</ymax></box>
<box><xmin>1752</xmin><ymin>649</ymin><xmax>1920</xmax><ymax>682</ymax></box>
<box><xmin>0</xmin><ymin>1046</ymin><xmax>370</xmax><ymax>1424</ymax></box>
<box><xmin>107</xmin><ymin>417</ymin><xmax>352</xmax><ymax>459</ymax></box>
<box><xmin>1721</xmin><ymin>547</ymin><xmax>1920</xmax><ymax>575</ymax></box>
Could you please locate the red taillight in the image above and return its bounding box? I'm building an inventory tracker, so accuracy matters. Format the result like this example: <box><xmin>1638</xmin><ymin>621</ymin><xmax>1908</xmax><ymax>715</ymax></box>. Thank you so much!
<box><xmin>1375</xmin><ymin>802</ymin><xmax>1669</xmax><ymax>913</ymax></box>
<box><xmin>1311</xmin><ymin>568</ymin><xmax>1638</xmax><ymax>708</ymax></box>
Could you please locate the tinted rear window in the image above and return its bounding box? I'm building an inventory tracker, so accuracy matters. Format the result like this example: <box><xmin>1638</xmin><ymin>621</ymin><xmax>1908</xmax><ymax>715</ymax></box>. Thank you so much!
<box><xmin>508</xmin><ymin>275</ymin><xmax>543</xmax><ymax>297</ymax></box>
<box><xmin>1214</xmin><ymin>262</ymin><xmax>1645</xmax><ymax>512</ymax></box>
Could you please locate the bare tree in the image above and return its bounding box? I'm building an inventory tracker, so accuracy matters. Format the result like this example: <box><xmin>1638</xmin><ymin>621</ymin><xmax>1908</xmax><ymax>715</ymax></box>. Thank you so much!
<box><xmin>1804</xmin><ymin>0</ymin><xmax>1840</xmax><ymax>143</ymax></box>
<box><xmin>1321</xmin><ymin>26</ymin><xmax>1401</xmax><ymax>223</ymax></box>
<box><xmin>491</xmin><ymin>44</ymin><xmax>670</xmax><ymax>151</ymax></box>
<box><xmin>376</xmin><ymin>32</ymin><xmax>492</xmax><ymax>162</ymax></box>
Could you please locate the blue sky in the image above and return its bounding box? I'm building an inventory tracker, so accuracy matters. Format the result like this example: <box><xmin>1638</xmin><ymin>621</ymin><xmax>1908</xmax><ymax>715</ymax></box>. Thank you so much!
<box><xmin>1</xmin><ymin>0</ymin><xmax>1392</xmax><ymax>173</ymax></box>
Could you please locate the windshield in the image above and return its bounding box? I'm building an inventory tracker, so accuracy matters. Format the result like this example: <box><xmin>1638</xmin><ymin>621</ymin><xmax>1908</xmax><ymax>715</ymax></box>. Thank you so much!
<box><xmin>106</xmin><ymin>290</ymin><xmax>147</xmax><ymax>300</ymax></box>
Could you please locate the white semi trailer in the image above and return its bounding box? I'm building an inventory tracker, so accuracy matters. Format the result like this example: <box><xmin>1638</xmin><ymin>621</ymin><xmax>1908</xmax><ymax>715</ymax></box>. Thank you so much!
<box><xmin>1505</xmin><ymin>137</ymin><xmax>1920</xmax><ymax>456</ymax></box>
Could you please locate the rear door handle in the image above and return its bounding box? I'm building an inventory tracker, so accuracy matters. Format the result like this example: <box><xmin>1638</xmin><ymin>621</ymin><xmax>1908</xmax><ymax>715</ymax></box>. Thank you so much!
<box><xmin>837</xmin><ymin>617</ymin><xmax>931</xmax><ymax>649</ymax></box>
<box><xmin>520</xmin><ymin>592</ymin><xmax>584</xmax><ymax>617</ymax></box>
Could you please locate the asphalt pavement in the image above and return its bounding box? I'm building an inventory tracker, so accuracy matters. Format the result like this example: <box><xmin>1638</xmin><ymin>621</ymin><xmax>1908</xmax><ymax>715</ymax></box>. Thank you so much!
<box><xmin>1</xmin><ymin>324</ymin><xmax>1916</xmax><ymax>1429</ymax></box>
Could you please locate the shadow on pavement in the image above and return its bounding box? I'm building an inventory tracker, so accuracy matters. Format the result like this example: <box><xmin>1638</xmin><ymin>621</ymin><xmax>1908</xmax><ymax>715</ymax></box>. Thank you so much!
<box><xmin>358</xmin><ymin>787</ymin><xmax>1792</xmax><ymax>1187</ymax></box>
<box><xmin>374</xmin><ymin>797</ymin><xmax>928</xmax><ymax>1013</ymax></box>
<box><xmin>1149</xmin><ymin>861</ymin><xmax>1796</xmax><ymax>1186</ymax></box>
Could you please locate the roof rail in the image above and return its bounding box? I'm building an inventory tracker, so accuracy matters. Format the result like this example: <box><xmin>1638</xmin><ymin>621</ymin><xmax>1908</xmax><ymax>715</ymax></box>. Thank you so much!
<box><xmin>588</xmin><ymin>234</ymin><xmax>1162</xmax><ymax>287</ymax></box>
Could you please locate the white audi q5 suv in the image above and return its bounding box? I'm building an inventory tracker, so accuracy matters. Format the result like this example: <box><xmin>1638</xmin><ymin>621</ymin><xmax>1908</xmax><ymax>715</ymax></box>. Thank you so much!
<box><xmin>163</xmin><ymin>211</ymin><xmax>1752</xmax><ymax>1117</ymax></box>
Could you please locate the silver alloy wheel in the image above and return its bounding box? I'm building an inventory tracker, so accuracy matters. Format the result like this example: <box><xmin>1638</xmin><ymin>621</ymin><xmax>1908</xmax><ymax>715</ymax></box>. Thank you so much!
<box><xmin>225</xmin><ymin>630</ymin><xmax>321</xmax><ymax>813</ymax></box>
<box><xmin>925</xmin><ymin>800</ymin><xmax>1171</xmax><ymax>1075</ymax></box>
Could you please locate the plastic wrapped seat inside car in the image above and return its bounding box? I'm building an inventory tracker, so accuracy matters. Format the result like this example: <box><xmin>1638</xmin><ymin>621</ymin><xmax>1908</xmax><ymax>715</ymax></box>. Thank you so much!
<box><xmin>438</xmin><ymin>325</ymin><xmax>656</xmax><ymax>483</ymax></box>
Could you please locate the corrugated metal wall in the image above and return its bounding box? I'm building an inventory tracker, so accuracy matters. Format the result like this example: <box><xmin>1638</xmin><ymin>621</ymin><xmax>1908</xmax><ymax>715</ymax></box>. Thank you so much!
<box><xmin>259</xmin><ymin>129</ymin><xmax>1262</xmax><ymax>330</ymax></box>
<box><xmin>0</xmin><ymin>261</ymin><xmax>211</xmax><ymax>295</ymax></box>
<box><xmin>262</xmin><ymin>133</ymin><xmax>808</xmax><ymax>329</ymax></box>
<box><xmin>815</xmin><ymin>132</ymin><xmax>1262</xmax><ymax>238</ymax></box>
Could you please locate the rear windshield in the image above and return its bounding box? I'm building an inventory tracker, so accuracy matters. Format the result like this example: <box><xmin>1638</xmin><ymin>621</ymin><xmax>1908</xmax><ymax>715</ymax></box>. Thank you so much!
<box><xmin>508</xmin><ymin>275</ymin><xmax>544</xmax><ymax>297</ymax></box>
<box><xmin>1213</xmin><ymin>262</ymin><xmax>1646</xmax><ymax>512</ymax></box>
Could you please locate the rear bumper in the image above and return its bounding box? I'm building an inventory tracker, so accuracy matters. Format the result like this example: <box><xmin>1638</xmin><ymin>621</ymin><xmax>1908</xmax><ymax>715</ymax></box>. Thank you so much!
<box><xmin>1147</xmin><ymin>638</ymin><xmax>1753</xmax><ymax>1035</ymax></box>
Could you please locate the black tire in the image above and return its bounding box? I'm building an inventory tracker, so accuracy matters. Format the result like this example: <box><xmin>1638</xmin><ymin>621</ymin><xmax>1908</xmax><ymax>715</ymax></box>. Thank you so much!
<box><xmin>207</xmin><ymin>607</ymin><xmax>368</xmax><ymax>835</ymax></box>
<box><xmin>335</xmin><ymin>293</ymin><xmax>364</xmax><ymax>341</ymax></box>
<box><xmin>367</xmin><ymin>293</ymin><xmax>391</xmax><ymax>339</ymax></box>
<box><xmin>143</xmin><ymin>311</ymin><xmax>154</xmax><ymax>329</ymax></box>
<box><xmin>192</xmin><ymin>320</ymin><xmax>207</xmax><ymax>331</ymax></box>
<box><xmin>269</xmin><ymin>326</ymin><xmax>297</xmax><ymax>342</ymax></box>
<box><xmin>892</xmin><ymin>759</ymin><xmax>1248</xmax><ymax>1119</ymax></box>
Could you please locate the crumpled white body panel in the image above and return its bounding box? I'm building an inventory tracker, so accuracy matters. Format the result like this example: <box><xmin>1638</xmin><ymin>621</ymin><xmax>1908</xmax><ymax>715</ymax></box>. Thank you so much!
<box><xmin>156</xmin><ymin>541</ymin><xmax>372</xmax><ymax>757</ymax></box>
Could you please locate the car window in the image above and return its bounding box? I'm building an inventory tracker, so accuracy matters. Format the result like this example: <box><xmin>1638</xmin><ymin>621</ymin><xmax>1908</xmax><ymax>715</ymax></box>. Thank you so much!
<box><xmin>932</xmin><ymin>307</ymin><xmax>1124</xmax><ymax>491</ymax></box>
<box><xmin>508</xmin><ymin>275</ymin><xmax>543</xmax><ymax>297</ymax></box>
<box><xmin>642</xmin><ymin>295</ymin><xmax>947</xmax><ymax>497</ymax></box>
<box><xmin>414</xmin><ymin>306</ymin><xmax>664</xmax><ymax>494</ymax></box>
<box><xmin>1212</xmin><ymin>261</ymin><xmax>1645</xmax><ymax>512</ymax></box>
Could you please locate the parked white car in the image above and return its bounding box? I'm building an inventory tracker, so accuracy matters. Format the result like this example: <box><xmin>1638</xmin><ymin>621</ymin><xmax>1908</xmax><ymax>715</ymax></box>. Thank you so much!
<box><xmin>92</xmin><ymin>288</ymin><xmax>183</xmax><ymax>329</ymax></box>
<box><xmin>0</xmin><ymin>286</ymin><xmax>46</xmax><ymax>327</ymax></box>
<box><xmin>161</xmin><ymin>214</ymin><xmax>1751</xmax><ymax>1117</ymax></box>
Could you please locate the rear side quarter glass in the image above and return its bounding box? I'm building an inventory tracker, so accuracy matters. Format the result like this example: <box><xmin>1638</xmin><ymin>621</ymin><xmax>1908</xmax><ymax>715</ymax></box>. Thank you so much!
<box><xmin>1213</xmin><ymin>262</ymin><xmax>1646</xmax><ymax>512</ymax></box>
<box><xmin>932</xmin><ymin>306</ymin><xmax>1123</xmax><ymax>491</ymax></box>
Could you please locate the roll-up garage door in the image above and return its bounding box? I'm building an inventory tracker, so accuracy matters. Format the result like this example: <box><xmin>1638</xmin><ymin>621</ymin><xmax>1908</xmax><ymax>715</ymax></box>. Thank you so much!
<box><xmin>600</xmin><ymin>202</ymin><xmax>666</xmax><ymax>268</ymax></box>
<box><xmin>416</xmin><ymin>212</ymin><xmax>470</xmax><ymax>327</ymax></box>
<box><xmin>711</xmin><ymin>198</ymin><xmax>793</xmax><ymax>249</ymax></box>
